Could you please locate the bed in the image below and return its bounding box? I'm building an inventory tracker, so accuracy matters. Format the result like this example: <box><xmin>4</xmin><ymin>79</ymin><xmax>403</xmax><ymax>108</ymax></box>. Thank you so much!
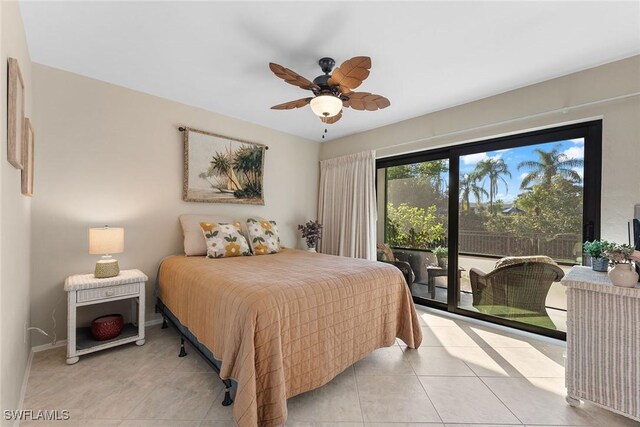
<box><xmin>157</xmin><ymin>248</ymin><xmax>422</xmax><ymax>426</ymax></box>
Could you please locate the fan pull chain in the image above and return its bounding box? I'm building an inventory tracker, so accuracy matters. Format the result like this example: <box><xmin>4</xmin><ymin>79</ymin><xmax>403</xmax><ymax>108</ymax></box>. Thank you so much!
<box><xmin>322</xmin><ymin>128</ymin><xmax>327</xmax><ymax>139</ymax></box>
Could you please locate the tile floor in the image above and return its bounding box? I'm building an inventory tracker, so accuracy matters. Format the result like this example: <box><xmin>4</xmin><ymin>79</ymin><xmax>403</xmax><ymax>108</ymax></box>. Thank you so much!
<box><xmin>20</xmin><ymin>306</ymin><xmax>638</xmax><ymax>426</ymax></box>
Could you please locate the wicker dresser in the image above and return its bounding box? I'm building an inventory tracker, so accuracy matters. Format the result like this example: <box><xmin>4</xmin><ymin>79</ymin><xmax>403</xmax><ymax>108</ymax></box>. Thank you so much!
<box><xmin>561</xmin><ymin>266</ymin><xmax>639</xmax><ymax>421</ymax></box>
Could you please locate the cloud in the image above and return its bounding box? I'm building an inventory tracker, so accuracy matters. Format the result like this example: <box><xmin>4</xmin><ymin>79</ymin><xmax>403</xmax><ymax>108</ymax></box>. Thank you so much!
<box><xmin>568</xmin><ymin>138</ymin><xmax>584</xmax><ymax>146</ymax></box>
<box><xmin>462</xmin><ymin>153</ymin><xmax>488</xmax><ymax>165</ymax></box>
<box><xmin>462</xmin><ymin>152</ymin><xmax>502</xmax><ymax>166</ymax></box>
<box><xmin>563</xmin><ymin>146</ymin><xmax>584</xmax><ymax>159</ymax></box>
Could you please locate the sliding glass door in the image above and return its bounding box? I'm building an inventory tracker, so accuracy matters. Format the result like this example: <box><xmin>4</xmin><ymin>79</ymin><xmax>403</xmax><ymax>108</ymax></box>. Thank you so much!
<box><xmin>377</xmin><ymin>121</ymin><xmax>602</xmax><ymax>339</ymax></box>
<box><xmin>379</xmin><ymin>156</ymin><xmax>449</xmax><ymax>303</ymax></box>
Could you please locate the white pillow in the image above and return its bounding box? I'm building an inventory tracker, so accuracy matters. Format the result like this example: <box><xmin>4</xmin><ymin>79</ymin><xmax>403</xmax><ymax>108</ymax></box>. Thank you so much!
<box><xmin>179</xmin><ymin>214</ymin><xmax>233</xmax><ymax>256</ymax></box>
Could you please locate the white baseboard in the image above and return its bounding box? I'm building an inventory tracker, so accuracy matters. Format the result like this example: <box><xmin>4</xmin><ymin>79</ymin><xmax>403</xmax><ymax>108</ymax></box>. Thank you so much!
<box><xmin>17</xmin><ymin>349</ymin><xmax>34</xmax><ymax>414</ymax></box>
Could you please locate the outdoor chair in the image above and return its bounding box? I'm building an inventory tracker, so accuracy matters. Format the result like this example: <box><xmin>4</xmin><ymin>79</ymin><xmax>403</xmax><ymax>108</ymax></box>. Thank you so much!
<box><xmin>377</xmin><ymin>243</ymin><xmax>415</xmax><ymax>286</ymax></box>
<box><xmin>469</xmin><ymin>256</ymin><xmax>565</xmax><ymax>329</ymax></box>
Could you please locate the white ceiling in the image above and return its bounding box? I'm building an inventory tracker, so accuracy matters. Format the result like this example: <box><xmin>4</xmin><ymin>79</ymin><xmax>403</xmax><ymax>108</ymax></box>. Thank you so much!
<box><xmin>20</xmin><ymin>1</ymin><xmax>640</xmax><ymax>142</ymax></box>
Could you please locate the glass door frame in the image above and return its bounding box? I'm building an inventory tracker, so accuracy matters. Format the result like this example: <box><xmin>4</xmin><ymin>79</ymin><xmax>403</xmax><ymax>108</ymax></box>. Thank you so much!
<box><xmin>376</xmin><ymin>120</ymin><xmax>602</xmax><ymax>340</ymax></box>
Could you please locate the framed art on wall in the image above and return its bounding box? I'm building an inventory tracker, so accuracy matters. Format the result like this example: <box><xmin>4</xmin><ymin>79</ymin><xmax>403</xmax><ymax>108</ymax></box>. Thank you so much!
<box><xmin>181</xmin><ymin>126</ymin><xmax>267</xmax><ymax>205</ymax></box>
<box><xmin>8</xmin><ymin>57</ymin><xmax>25</xmax><ymax>169</ymax></box>
<box><xmin>21</xmin><ymin>118</ymin><xmax>34</xmax><ymax>196</ymax></box>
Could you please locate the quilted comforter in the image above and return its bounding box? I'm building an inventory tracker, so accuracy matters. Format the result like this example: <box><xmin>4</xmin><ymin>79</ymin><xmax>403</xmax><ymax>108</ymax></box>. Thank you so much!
<box><xmin>158</xmin><ymin>249</ymin><xmax>422</xmax><ymax>426</ymax></box>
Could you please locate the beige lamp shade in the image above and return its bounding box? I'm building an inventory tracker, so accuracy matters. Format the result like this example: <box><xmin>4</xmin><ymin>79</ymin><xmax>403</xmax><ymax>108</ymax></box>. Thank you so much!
<box><xmin>89</xmin><ymin>227</ymin><xmax>124</xmax><ymax>255</ymax></box>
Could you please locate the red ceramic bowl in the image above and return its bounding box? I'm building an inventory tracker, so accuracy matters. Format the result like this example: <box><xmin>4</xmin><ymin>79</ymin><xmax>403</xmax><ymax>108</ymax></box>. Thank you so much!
<box><xmin>91</xmin><ymin>314</ymin><xmax>124</xmax><ymax>341</ymax></box>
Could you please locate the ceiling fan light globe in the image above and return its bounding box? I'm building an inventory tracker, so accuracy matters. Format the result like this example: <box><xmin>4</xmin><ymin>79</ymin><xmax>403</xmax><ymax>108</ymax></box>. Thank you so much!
<box><xmin>310</xmin><ymin>95</ymin><xmax>342</xmax><ymax>118</ymax></box>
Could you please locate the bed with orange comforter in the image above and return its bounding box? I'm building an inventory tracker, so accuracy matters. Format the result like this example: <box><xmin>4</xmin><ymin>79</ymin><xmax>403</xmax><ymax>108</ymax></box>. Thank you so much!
<box><xmin>157</xmin><ymin>248</ymin><xmax>422</xmax><ymax>426</ymax></box>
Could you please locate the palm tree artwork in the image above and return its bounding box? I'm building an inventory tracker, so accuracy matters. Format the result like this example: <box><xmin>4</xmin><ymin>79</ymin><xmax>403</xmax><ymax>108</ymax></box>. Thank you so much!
<box><xmin>185</xmin><ymin>128</ymin><xmax>265</xmax><ymax>204</ymax></box>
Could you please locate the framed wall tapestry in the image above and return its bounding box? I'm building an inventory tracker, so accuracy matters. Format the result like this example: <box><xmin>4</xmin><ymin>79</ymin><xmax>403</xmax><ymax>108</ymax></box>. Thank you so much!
<box><xmin>8</xmin><ymin>57</ymin><xmax>25</xmax><ymax>169</ymax></box>
<box><xmin>21</xmin><ymin>118</ymin><xmax>34</xmax><ymax>196</ymax></box>
<box><xmin>181</xmin><ymin>126</ymin><xmax>267</xmax><ymax>205</ymax></box>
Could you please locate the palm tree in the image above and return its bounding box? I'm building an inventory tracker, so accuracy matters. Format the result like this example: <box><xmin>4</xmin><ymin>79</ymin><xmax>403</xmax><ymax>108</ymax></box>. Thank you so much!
<box><xmin>473</xmin><ymin>158</ymin><xmax>512</xmax><ymax>213</ymax></box>
<box><xmin>459</xmin><ymin>173</ymin><xmax>488</xmax><ymax>212</ymax></box>
<box><xmin>517</xmin><ymin>144</ymin><xmax>584</xmax><ymax>189</ymax></box>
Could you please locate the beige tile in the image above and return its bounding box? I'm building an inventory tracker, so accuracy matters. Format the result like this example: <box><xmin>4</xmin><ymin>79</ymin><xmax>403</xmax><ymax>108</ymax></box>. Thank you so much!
<box><xmin>19</xmin><ymin>420</ymin><xmax>121</xmax><ymax>427</ymax></box>
<box><xmin>446</xmin><ymin>347</ymin><xmax>522</xmax><ymax>378</ymax></box>
<box><xmin>287</xmin><ymin>423</ymin><xmax>364</xmax><ymax>427</ymax></box>
<box><xmin>175</xmin><ymin>345</ymin><xmax>216</xmax><ymax>373</ymax></box>
<box><xmin>491</xmin><ymin>347</ymin><xmax>565</xmax><ymax>378</ymax></box>
<box><xmin>418</xmin><ymin>311</ymin><xmax>460</xmax><ymax>327</ymax></box>
<box><xmin>366</xmin><ymin>423</ymin><xmax>443</xmax><ymax>427</ymax></box>
<box><xmin>445</xmin><ymin>425</ymin><xmax>523</xmax><ymax>427</ymax></box>
<box><xmin>405</xmin><ymin>347</ymin><xmax>475</xmax><ymax>376</ymax></box>
<box><xmin>481</xmin><ymin>377</ymin><xmax>593</xmax><ymax>425</ymax></box>
<box><xmin>126</xmin><ymin>371</ymin><xmax>223</xmax><ymax>420</ymax></box>
<box><xmin>30</xmin><ymin>346</ymin><xmax>68</xmax><ymax>372</ymax></box>
<box><xmin>120</xmin><ymin>421</ymin><xmax>201</xmax><ymax>427</ymax></box>
<box><xmin>357</xmin><ymin>375</ymin><xmax>441</xmax><ymax>423</ymax></box>
<box><xmin>203</xmin><ymin>387</ymin><xmax>234</xmax><ymax>421</ymax></box>
<box><xmin>421</xmin><ymin>326</ymin><xmax>480</xmax><ymax>347</ymax></box>
<box><xmin>354</xmin><ymin>346</ymin><xmax>414</xmax><ymax>376</ymax></box>
<box><xmin>82</xmin><ymin>370</ymin><xmax>166</xmax><ymax>419</ymax></box>
<box><xmin>419</xmin><ymin>376</ymin><xmax>520</xmax><ymax>424</ymax></box>
<box><xmin>287</xmin><ymin>368</ymin><xmax>363</xmax><ymax>423</ymax></box>
<box><xmin>465</xmin><ymin>325</ymin><xmax>537</xmax><ymax>348</ymax></box>
<box><xmin>23</xmin><ymin>369</ymin><xmax>123</xmax><ymax>415</ymax></box>
<box><xmin>198</xmin><ymin>421</ymin><xmax>237</xmax><ymax>427</ymax></box>
<box><xmin>577</xmin><ymin>401</ymin><xmax>639</xmax><ymax>427</ymax></box>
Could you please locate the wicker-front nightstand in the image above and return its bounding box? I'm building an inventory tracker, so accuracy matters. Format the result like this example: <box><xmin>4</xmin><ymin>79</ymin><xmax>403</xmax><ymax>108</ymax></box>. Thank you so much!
<box><xmin>64</xmin><ymin>269</ymin><xmax>148</xmax><ymax>365</ymax></box>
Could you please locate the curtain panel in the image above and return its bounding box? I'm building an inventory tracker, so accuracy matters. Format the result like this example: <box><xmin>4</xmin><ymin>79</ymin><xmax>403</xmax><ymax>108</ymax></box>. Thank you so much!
<box><xmin>318</xmin><ymin>150</ymin><xmax>377</xmax><ymax>260</ymax></box>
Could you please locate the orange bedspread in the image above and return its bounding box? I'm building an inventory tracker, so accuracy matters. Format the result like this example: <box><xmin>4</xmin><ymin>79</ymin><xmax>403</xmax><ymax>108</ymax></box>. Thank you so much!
<box><xmin>158</xmin><ymin>249</ymin><xmax>422</xmax><ymax>426</ymax></box>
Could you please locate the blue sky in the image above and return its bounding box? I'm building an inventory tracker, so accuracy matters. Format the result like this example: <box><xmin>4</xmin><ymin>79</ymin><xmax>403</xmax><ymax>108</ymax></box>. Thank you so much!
<box><xmin>459</xmin><ymin>138</ymin><xmax>585</xmax><ymax>202</ymax></box>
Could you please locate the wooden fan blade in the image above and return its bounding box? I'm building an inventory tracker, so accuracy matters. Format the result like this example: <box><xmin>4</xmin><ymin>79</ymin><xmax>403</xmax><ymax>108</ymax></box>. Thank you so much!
<box><xmin>269</xmin><ymin>63</ymin><xmax>320</xmax><ymax>91</ymax></box>
<box><xmin>321</xmin><ymin>110</ymin><xmax>342</xmax><ymax>124</ymax></box>
<box><xmin>271</xmin><ymin>98</ymin><xmax>312</xmax><ymax>110</ymax></box>
<box><xmin>328</xmin><ymin>56</ymin><xmax>371</xmax><ymax>91</ymax></box>
<box><xmin>343</xmin><ymin>92</ymin><xmax>390</xmax><ymax>111</ymax></box>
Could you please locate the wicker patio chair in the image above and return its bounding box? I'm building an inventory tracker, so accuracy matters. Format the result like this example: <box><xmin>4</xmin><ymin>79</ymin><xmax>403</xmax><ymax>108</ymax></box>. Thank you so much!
<box><xmin>469</xmin><ymin>256</ymin><xmax>565</xmax><ymax>329</ymax></box>
<box><xmin>376</xmin><ymin>243</ymin><xmax>415</xmax><ymax>286</ymax></box>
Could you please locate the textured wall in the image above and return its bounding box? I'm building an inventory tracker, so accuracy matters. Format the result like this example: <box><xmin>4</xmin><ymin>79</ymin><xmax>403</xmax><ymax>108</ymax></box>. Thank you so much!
<box><xmin>0</xmin><ymin>0</ymin><xmax>33</xmax><ymax>418</ymax></box>
<box><xmin>30</xmin><ymin>64</ymin><xmax>320</xmax><ymax>345</ymax></box>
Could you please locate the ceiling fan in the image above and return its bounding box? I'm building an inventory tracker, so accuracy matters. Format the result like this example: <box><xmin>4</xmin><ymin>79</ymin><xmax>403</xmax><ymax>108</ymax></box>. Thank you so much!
<box><xmin>269</xmin><ymin>56</ymin><xmax>390</xmax><ymax>125</ymax></box>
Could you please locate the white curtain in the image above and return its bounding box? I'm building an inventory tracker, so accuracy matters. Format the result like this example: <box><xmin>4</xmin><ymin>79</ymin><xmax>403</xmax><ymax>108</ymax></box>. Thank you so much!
<box><xmin>318</xmin><ymin>150</ymin><xmax>377</xmax><ymax>260</ymax></box>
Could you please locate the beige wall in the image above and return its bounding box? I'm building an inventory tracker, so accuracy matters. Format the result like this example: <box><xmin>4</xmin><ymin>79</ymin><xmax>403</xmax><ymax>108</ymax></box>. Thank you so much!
<box><xmin>0</xmin><ymin>0</ymin><xmax>33</xmax><ymax>418</ymax></box>
<box><xmin>321</xmin><ymin>56</ymin><xmax>640</xmax><ymax>245</ymax></box>
<box><xmin>30</xmin><ymin>64</ymin><xmax>320</xmax><ymax>346</ymax></box>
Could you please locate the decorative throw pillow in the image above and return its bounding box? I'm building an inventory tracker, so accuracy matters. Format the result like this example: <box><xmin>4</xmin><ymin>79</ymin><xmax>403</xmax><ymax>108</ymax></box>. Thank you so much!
<box><xmin>246</xmin><ymin>218</ymin><xmax>282</xmax><ymax>255</ymax></box>
<box><xmin>180</xmin><ymin>214</ymin><xmax>233</xmax><ymax>256</ymax></box>
<box><xmin>200</xmin><ymin>222</ymin><xmax>251</xmax><ymax>258</ymax></box>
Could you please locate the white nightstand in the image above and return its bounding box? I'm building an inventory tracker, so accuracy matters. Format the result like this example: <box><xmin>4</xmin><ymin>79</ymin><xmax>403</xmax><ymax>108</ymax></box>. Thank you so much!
<box><xmin>64</xmin><ymin>269</ymin><xmax>148</xmax><ymax>365</ymax></box>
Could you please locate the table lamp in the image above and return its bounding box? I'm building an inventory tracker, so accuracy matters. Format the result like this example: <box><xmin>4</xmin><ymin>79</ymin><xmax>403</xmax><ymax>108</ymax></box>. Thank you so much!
<box><xmin>89</xmin><ymin>226</ymin><xmax>124</xmax><ymax>278</ymax></box>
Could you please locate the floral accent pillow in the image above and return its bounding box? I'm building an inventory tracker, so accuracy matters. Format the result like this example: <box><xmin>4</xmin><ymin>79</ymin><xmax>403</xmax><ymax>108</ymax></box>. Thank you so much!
<box><xmin>200</xmin><ymin>222</ymin><xmax>251</xmax><ymax>258</ymax></box>
<box><xmin>246</xmin><ymin>218</ymin><xmax>282</xmax><ymax>255</ymax></box>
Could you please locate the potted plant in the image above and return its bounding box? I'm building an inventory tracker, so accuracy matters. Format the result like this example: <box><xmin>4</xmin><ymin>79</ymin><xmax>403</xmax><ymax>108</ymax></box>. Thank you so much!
<box><xmin>603</xmin><ymin>243</ymin><xmax>639</xmax><ymax>287</ymax></box>
<box><xmin>433</xmin><ymin>246</ymin><xmax>448</xmax><ymax>268</ymax></box>
<box><xmin>298</xmin><ymin>220</ymin><xmax>322</xmax><ymax>252</ymax></box>
<box><xmin>583</xmin><ymin>240</ymin><xmax>610</xmax><ymax>272</ymax></box>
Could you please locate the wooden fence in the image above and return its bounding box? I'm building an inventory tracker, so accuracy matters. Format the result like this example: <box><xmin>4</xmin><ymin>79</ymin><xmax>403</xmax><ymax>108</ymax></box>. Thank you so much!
<box><xmin>458</xmin><ymin>230</ymin><xmax>581</xmax><ymax>262</ymax></box>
